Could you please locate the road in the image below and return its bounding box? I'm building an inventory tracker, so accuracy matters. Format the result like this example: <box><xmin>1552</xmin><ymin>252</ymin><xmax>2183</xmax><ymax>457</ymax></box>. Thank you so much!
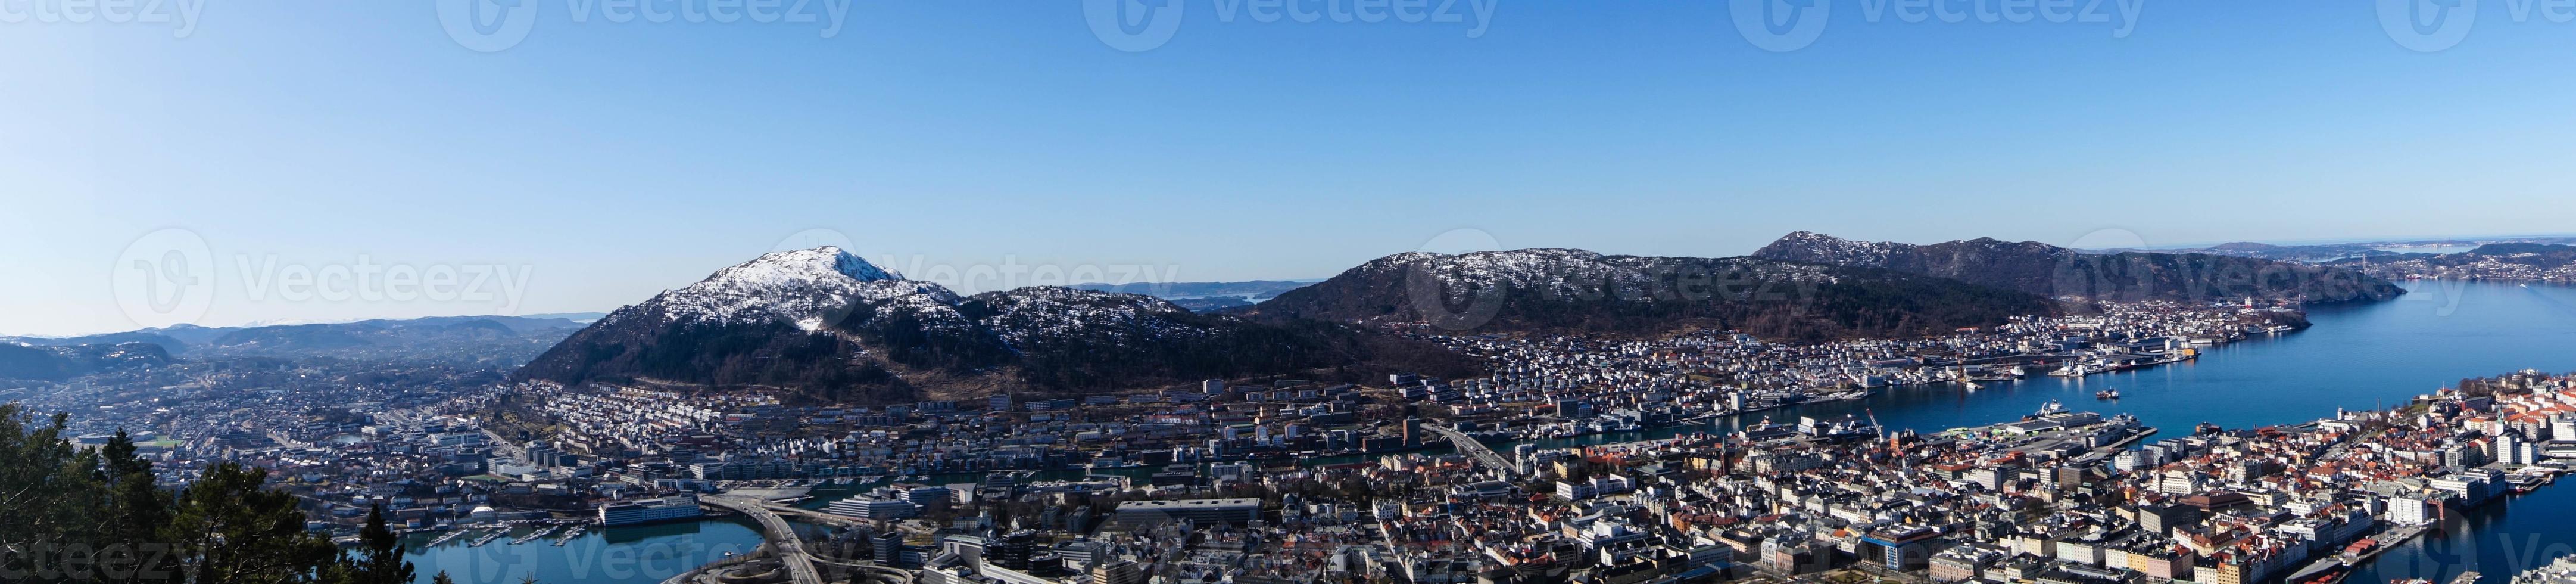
<box><xmin>809</xmin><ymin>558</ymin><xmax>918</xmax><ymax>583</ymax></box>
<box><xmin>1424</xmin><ymin>424</ymin><xmax>1522</xmax><ymax>479</ymax></box>
<box><xmin>701</xmin><ymin>495</ymin><xmax>826</xmax><ymax>584</ymax></box>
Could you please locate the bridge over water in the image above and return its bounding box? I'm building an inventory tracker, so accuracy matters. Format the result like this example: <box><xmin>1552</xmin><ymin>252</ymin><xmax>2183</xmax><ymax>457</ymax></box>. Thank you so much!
<box><xmin>1423</xmin><ymin>424</ymin><xmax>1522</xmax><ymax>479</ymax></box>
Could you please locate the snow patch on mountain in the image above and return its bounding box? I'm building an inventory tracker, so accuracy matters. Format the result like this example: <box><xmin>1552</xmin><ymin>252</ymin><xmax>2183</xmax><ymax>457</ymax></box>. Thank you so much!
<box><xmin>1754</xmin><ymin>231</ymin><xmax>1915</xmax><ymax>268</ymax></box>
<box><xmin>1392</xmin><ymin>248</ymin><xmax>1841</xmax><ymax>305</ymax></box>
<box><xmin>973</xmin><ymin>287</ymin><xmax>1210</xmax><ymax>350</ymax></box>
<box><xmin>634</xmin><ymin>246</ymin><xmax>931</xmax><ymax>328</ymax></box>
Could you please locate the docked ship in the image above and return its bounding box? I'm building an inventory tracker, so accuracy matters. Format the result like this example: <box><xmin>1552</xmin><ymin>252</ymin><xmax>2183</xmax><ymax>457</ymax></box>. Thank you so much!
<box><xmin>597</xmin><ymin>495</ymin><xmax>704</xmax><ymax>527</ymax></box>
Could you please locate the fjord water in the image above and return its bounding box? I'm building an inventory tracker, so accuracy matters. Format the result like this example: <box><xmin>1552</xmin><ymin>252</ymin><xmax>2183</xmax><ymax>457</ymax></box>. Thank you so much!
<box><xmin>400</xmin><ymin>282</ymin><xmax>2576</xmax><ymax>583</ymax></box>
<box><xmin>1700</xmin><ymin>281</ymin><xmax>2576</xmax><ymax>439</ymax></box>
<box><xmin>2352</xmin><ymin>484</ymin><xmax>2576</xmax><ymax>584</ymax></box>
<box><xmin>1699</xmin><ymin>281</ymin><xmax>2576</xmax><ymax>583</ymax></box>
<box><xmin>403</xmin><ymin>519</ymin><xmax>762</xmax><ymax>584</ymax></box>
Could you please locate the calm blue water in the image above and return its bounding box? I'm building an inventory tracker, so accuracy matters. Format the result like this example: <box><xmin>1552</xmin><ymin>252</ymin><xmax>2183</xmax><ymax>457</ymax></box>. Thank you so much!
<box><xmin>401</xmin><ymin>518</ymin><xmax>763</xmax><ymax>584</ymax></box>
<box><xmin>401</xmin><ymin>282</ymin><xmax>2576</xmax><ymax>583</ymax></box>
<box><xmin>1536</xmin><ymin>281</ymin><xmax>2576</xmax><ymax>443</ymax></box>
<box><xmin>1582</xmin><ymin>281</ymin><xmax>2576</xmax><ymax>583</ymax></box>
<box><xmin>2352</xmin><ymin>485</ymin><xmax>2576</xmax><ymax>584</ymax></box>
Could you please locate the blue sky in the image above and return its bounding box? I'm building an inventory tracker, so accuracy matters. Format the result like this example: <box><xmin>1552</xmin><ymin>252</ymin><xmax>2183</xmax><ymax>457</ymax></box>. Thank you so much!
<box><xmin>5</xmin><ymin>1</ymin><xmax>2573</xmax><ymax>335</ymax></box>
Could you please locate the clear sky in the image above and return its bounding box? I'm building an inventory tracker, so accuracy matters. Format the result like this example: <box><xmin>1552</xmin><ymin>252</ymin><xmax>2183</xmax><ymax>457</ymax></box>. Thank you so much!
<box><xmin>5</xmin><ymin>1</ymin><xmax>2573</xmax><ymax>336</ymax></box>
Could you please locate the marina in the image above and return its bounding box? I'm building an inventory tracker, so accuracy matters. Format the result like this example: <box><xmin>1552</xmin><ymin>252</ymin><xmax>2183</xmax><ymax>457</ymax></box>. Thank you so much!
<box><xmin>385</xmin><ymin>281</ymin><xmax>2576</xmax><ymax>583</ymax></box>
<box><xmin>509</xmin><ymin>525</ymin><xmax>559</xmax><ymax>545</ymax></box>
<box><xmin>553</xmin><ymin>524</ymin><xmax>586</xmax><ymax>546</ymax></box>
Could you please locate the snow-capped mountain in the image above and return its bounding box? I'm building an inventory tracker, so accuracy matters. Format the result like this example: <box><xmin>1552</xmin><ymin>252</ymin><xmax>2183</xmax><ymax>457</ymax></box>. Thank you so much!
<box><xmin>964</xmin><ymin>287</ymin><xmax>1211</xmax><ymax>350</ymax></box>
<box><xmin>1250</xmin><ymin>248</ymin><xmax>2054</xmax><ymax>341</ymax></box>
<box><xmin>1750</xmin><ymin>231</ymin><xmax>1916</xmax><ymax>268</ymax></box>
<box><xmin>1752</xmin><ymin>232</ymin><xmax>2405</xmax><ymax>304</ymax></box>
<box><xmin>603</xmin><ymin>246</ymin><xmax>950</xmax><ymax>331</ymax></box>
<box><xmin>516</xmin><ymin>247</ymin><xmax>1424</xmax><ymax>404</ymax></box>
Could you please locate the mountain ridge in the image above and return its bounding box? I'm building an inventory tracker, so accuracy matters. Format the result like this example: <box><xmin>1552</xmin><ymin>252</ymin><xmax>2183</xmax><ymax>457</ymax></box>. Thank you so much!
<box><xmin>515</xmin><ymin>247</ymin><xmax>1467</xmax><ymax>404</ymax></box>
<box><xmin>1246</xmin><ymin>247</ymin><xmax>2061</xmax><ymax>342</ymax></box>
<box><xmin>1753</xmin><ymin>232</ymin><xmax>2405</xmax><ymax>304</ymax></box>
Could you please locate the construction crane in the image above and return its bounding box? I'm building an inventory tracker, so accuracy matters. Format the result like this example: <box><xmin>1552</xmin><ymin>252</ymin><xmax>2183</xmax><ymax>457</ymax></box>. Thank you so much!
<box><xmin>1867</xmin><ymin>408</ymin><xmax>1897</xmax><ymax>452</ymax></box>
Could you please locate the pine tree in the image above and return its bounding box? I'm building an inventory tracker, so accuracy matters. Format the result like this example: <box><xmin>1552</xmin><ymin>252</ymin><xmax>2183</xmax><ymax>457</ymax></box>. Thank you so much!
<box><xmin>4</xmin><ymin>403</ymin><xmax>353</xmax><ymax>584</ymax></box>
<box><xmin>353</xmin><ymin>505</ymin><xmax>416</xmax><ymax>584</ymax></box>
<box><xmin>101</xmin><ymin>430</ymin><xmax>179</xmax><ymax>583</ymax></box>
<box><xmin>169</xmin><ymin>462</ymin><xmax>342</xmax><ymax>584</ymax></box>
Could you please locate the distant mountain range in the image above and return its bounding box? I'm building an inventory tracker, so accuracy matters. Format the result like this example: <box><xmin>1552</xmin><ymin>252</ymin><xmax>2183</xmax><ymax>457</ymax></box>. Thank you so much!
<box><xmin>2085</xmin><ymin>241</ymin><xmax>2404</xmax><ymax>263</ymax></box>
<box><xmin>2323</xmin><ymin>243</ymin><xmax>2576</xmax><ymax>281</ymax></box>
<box><xmin>1069</xmin><ymin>280</ymin><xmax>1317</xmax><ymax>313</ymax></box>
<box><xmin>1752</xmin><ymin>232</ymin><xmax>2405</xmax><ymax>304</ymax></box>
<box><xmin>4</xmin><ymin>315</ymin><xmax>594</xmax><ymax>358</ymax></box>
<box><xmin>2090</xmin><ymin>237</ymin><xmax>2576</xmax><ymax>263</ymax></box>
<box><xmin>504</xmin><ymin>232</ymin><xmax>2431</xmax><ymax>406</ymax></box>
<box><xmin>513</xmin><ymin>247</ymin><xmax>1467</xmax><ymax>405</ymax></box>
<box><xmin>519</xmin><ymin>312</ymin><xmax>609</xmax><ymax>324</ymax></box>
<box><xmin>1069</xmin><ymin>279</ymin><xmax>1314</xmax><ymax>299</ymax></box>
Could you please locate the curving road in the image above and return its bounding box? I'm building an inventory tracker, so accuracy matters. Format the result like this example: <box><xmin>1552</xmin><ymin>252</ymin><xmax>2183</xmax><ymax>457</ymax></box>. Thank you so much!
<box><xmin>809</xmin><ymin>557</ymin><xmax>917</xmax><ymax>583</ymax></box>
<box><xmin>701</xmin><ymin>495</ymin><xmax>826</xmax><ymax>584</ymax></box>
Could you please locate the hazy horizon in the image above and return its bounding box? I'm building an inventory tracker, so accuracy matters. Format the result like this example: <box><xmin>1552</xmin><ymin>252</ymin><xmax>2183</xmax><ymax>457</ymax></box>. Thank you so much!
<box><xmin>12</xmin><ymin>3</ymin><xmax>2576</xmax><ymax>336</ymax></box>
<box><xmin>10</xmin><ymin>227</ymin><xmax>2565</xmax><ymax>338</ymax></box>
